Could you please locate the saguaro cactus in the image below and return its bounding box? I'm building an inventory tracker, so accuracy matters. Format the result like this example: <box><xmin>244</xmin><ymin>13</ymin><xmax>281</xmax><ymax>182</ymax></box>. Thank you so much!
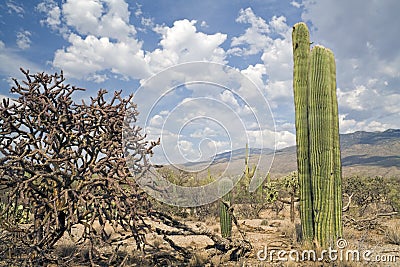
<box><xmin>292</xmin><ymin>22</ymin><xmax>314</xmax><ymax>242</ymax></box>
<box><xmin>219</xmin><ymin>177</ymin><xmax>233</xmax><ymax>238</ymax></box>
<box><xmin>292</xmin><ymin>22</ymin><xmax>343</xmax><ymax>246</ymax></box>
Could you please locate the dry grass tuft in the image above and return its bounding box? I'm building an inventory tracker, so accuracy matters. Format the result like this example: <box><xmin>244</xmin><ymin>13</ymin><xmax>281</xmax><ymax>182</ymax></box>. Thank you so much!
<box><xmin>385</xmin><ymin>219</ymin><xmax>400</xmax><ymax>245</ymax></box>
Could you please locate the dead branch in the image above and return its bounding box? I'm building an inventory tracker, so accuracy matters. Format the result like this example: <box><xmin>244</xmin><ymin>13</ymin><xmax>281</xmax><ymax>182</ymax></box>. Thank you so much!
<box><xmin>343</xmin><ymin>212</ymin><xmax>398</xmax><ymax>230</ymax></box>
<box><xmin>148</xmin><ymin>210</ymin><xmax>252</xmax><ymax>262</ymax></box>
<box><xmin>277</xmin><ymin>197</ymin><xmax>300</xmax><ymax>204</ymax></box>
<box><xmin>342</xmin><ymin>193</ymin><xmax>354</xmax><ymax>212</ymax></box>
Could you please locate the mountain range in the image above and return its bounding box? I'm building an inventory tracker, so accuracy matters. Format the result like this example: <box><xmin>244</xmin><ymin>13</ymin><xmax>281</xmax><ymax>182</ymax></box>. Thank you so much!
<box><xmin>182</xmin><ymin>129</ymin><xmax>400</xmax><ymax>178</ymax></box>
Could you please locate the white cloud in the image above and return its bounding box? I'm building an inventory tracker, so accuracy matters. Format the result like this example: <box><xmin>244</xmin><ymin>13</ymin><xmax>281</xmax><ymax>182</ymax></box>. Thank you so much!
<box><xmin>220</xmin><ymin>90</ymin><xmax>239</xmax><ymax>108</ymax></box>
<box><xmin>36</xmin><ymin>0</ymin><xmax>61</xmax><ymax>30</ymax></box>
<box><xmin>290</xmin><ymin>1</ymin><xmax>302</xmax><ymax>8</ymax></box>
<box><xmin>229</xmin><ymin>7</ymin><xmax>270</xmax><ymax>56</ymax></box>
<box><xmin>241</xmin><ymin>63</ymin><xmax>266</xmax><ymax>91</ymax></box>
<box><xmin>141</xmin><ymin>17</ymin><xmax>154</xmax><ymax>28</ymax></box>
<box><xmin>6</xmin><ymin>1</ymin><xmax>24</xmax><ymax>16</ymax></box>
<box><xmin>178</xmin><ymin>140</ymin><xmax>193</xmax><ymax>151</ymax></box>
<box><xmin>339</xmin><ymin>114</ymin><xmax>397</xmax><ymax>134</ymax></box>
<box><xmin>149</xmin><ymin>114</ymin><xmax>164</xmax><ymax>127</ymax></box>
<box><xmin>230</xmin><ymin>8</ymin><xmax>294</xmax><ymax>114</ymax></box>
<box><xmin>53</xmin><ymin>33</ymin><xmax>150</xmax><ymax>80</ymax></box>
<box><xmin>275</xmin><ymin>130</ymin><xmax>296</xmax><ymax>149</ymax></box>
<box><xmin>190</xmin><ymin>127</ymin><xmax>217</xmax><ymax>138</ymax></box>
<box><xmin>337</xmin><ymin>86</ymin><xmax>366</xmax><ymax>111</ymax></box>
<box><xmin>16</xmin><ymin>30</ymin><xmax>31</xmax><ymax>50</ymax></box>
<box><xmin>41</xmin><ymin>3</ymin><xmax>228</xmax><ymax>82</ymax></box>
<box><xmin>87</xmin><ymin>73</ymin><xmax>107</xmax><ymax>83</ymax></box>
<box><xmin>62</xmin><ymin>0</ymin><xmax>136</xmax><ymax>41</ymax></box>
<box><xmin>145</xmin><ymin>20</ymin><xmax>227</xmax><ymax>73</ymax></box>
<box><xmin>265</xmin><ymin>80</ymin><xmax>292</xmax><ymax>103</ymax></box>
<box><xmin>45</xmin><ymin>0</ymin><xmax>149</xmax><ymax>80</ymax></box>
<box><xmin>261</xmin><ymin>35</ymin><xmax>292</xmax><ymax>81</ymax></box>
<box><xmin>229</xmin><ymin>7</ymin><xmax>290</xmax><ymax>57</ymax></box>
<box><xmin>200</xmin><ymin>21</ymin><xmax>208</xmax><ymax>28</ymax></box>
<box><xmin>134</xmin><ymin>3</ymin><xmax>142</xmax><ymax>17</ymax></box>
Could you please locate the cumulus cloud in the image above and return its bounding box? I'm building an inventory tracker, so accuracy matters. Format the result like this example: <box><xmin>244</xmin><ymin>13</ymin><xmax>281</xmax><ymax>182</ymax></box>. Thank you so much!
<box><xmin>16</xmin><ymin>30</ymin><xmax>32</xmax><ymax>50</ymax></box>
<box><xmin>241</xmin><ymin>64</ymin><xmax>266</xmax><ymax>91</ymax></box>
<box><xmin>62</xmin><ymin>0</ymin><xmax>136</xmax><ymax>41</ymax></box>
<box><xmin>229</xmin><ymin>8</ymin><xmax>290</xmax><ymax>58</ymax></box>
<box><xmin>36</xmin><ymin>0</ymin><xmax>61</xmax><ymax>29</ymax></box>
<box><xmin>230</xmin><ymin>8</ymin><xmax>294</xmax><ymax>108</ymax></box>
<box><xmin>53</xmin><ymin>33</ymin><xmax>150</xmax><ymax>80</ymax></box>
<box><xmin>231</xmin><ymin>8</ymin><xmax>295</xmax><ymax>132</ymax></box>
<box><xmin>145</xmin><ymin>20</ymin><xmax>227</xmax><ymax>73</ymax></box>
<box><xmin>339</xmin><ymin>114</ymin><xmax>397</xmax><ymax>134</ymax></box>
<box><xmin>38</xmin><ymin>1</ymin><xmax>228</xmax><ymax>82</ymax></box>
<box><xmin>229</xmin><ymin>7</ymin><xmax>270</xmax><ymax>56</ymax></box>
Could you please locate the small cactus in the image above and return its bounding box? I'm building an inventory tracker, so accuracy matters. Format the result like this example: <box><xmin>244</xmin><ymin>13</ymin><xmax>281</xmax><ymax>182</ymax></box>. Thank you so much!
<box><xmin>244</xmin><ymin>143</ymin><xmax>256</xmax><ymax>180</ymax></box>
<box><xmin>218</xmin><ymin>177</ymin><xmax>233</xmax><ymax>238</ymax></box>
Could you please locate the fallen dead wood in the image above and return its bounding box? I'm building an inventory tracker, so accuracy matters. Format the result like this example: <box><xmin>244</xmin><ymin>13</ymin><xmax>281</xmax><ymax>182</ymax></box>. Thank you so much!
<box><xmin>343</xmin><ymin>212</ymin><xmax>398</xmax><ymax>230</ymax></box>
<box><xmin>147</xmin><ymin>210</ymin><xmax>252</xmax><ymax>264</ymax></box>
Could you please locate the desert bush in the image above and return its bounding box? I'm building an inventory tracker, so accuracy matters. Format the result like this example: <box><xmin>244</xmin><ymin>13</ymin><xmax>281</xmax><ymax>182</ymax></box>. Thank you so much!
<box><xmin>276</xmin><ymin>172</ymin><xmax>299</xmax><ymax>222</ymax></box>
<box><xmin>343</xmin><ymin>175</ymin><xmax>390</xmax><ymax>215</ymax></box>
<box><xmin>0</xmin><ymin>69</ymin><xmax>156</xmax><ymax>265</ymax></box>
<box><xmin>152</xmin><ymin>167</ymin><xmax>219</xmax><ymax>220</ymax></box>
<box><xmin>386</xmin><ymin>176</ymin><xmax>400</xmax><ymax>212</ymax></box>
<box><xmin>234</xmin><ymin>177</ymin><xmax>278</xmax><ymax>219</ymax></box>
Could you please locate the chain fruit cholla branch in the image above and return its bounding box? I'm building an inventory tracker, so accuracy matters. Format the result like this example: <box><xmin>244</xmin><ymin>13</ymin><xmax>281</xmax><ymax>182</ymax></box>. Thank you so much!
<box><xmin>0</xmin><ymin>68</ymin><xmax>155</xmax><ymax>264</ymax></box>
<box><xmin>292</xmin><ymin>23</ymin><xmax>343</xmax><ymax>247</ymax></box>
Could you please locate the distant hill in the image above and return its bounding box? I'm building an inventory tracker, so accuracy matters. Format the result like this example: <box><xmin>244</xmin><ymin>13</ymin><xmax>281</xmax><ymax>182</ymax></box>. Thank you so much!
<box><xmin>181</xmin><ymin>129</ymin><xmax>400</xmax><ymax>178</ymax></box>
<box><xmin>340</xmin><ymin>129</ymin><xmax>400</xmax><ymax>147</ymax></box>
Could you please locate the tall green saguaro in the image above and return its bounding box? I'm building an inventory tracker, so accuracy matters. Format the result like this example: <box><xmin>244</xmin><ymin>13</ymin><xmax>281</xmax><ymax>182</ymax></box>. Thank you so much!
<box><xmin>292</xmin><ymin>22</ymin><xmax>314</xmax><ymax>242</ymax></box>
<box><xmin>292</xmin><ymin>22</ymin><xmax>343</xmax><ymax>247</ymax></box>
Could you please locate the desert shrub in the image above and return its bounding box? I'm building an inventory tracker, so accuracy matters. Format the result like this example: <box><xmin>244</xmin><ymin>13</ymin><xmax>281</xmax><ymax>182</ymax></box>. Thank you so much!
<box><xmin>276</xmin><ymin>172</ymin><xmax>299</xmax><ymax>221</ymax></box>
<box><xmin>343</xmin><ymin>175</ymin><xmax>390</xmax><ymax>215</ymax></box>
<box><xmin>152</xmin><ymin>167</ymin><xmax>219</xmax><ymax>220</ymax></box>
<box><xmin>386</xmin><ymin>176</ymin><xmax>400</xmax><ymax>212</ymax></box>
<box><xmin>234</xmin><ymin>174</ymin><xmax>278</xmax><ymax>219</ymax></box>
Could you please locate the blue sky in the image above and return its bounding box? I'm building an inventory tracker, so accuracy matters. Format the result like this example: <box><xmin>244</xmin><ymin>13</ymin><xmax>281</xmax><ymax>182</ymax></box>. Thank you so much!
<box><xmin>0</xmin><ymin>0</ymin><xmax>399</xmax><ymax>164</ymax></box>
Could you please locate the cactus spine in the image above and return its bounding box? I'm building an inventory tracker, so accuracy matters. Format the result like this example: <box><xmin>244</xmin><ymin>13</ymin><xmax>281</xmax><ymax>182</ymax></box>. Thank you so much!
<box><xmin>292</xmin><ymin>22</ymin><xmax>343</xmax><ymax>246</ymax></box>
